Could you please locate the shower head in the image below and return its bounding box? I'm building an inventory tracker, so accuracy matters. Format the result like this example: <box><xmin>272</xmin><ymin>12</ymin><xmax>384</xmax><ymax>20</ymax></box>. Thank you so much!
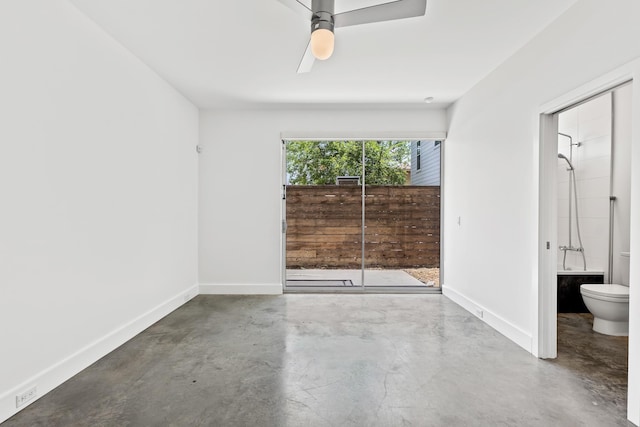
<box><xmin>558</xmin><ymin>153</ymin><xmax>574</xmax><ymax>170</ymax></box>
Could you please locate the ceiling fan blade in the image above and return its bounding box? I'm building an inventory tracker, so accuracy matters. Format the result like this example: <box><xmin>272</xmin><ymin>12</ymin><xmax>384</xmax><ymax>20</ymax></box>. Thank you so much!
<box><xmin>297</xmin><ymin>40</ymin><xmax>315</xmax><ymax>73</ymax></box>
<box><xmin>334</xmin><ymin>0</ymin><xmax>426</xmax><ymax>28</ymax></box>
<box><xmin>276</xmin><ymin>0</ymin><xmax>313</xmax><ymax>20</ymax></box>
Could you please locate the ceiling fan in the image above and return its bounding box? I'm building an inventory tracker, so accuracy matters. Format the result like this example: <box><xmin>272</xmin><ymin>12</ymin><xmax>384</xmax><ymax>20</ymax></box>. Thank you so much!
<box><xmin>278</xmin><ymin>0</ymin><xmax>427</xmax><ymax>73</ymax></box>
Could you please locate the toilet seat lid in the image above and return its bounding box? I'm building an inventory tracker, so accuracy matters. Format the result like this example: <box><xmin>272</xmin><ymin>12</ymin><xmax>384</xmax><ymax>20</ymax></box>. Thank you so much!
<box><xmin>580</xmin><ymin>284</ymin><xmax>629</xmax><ymax>299</ymax></box>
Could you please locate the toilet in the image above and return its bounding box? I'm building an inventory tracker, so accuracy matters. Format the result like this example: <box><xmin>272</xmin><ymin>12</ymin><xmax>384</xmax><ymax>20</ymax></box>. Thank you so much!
<box><xmin>580</xmin><ymin>252</ymin><xmax>630</xmax><ymax>336</ymax></box>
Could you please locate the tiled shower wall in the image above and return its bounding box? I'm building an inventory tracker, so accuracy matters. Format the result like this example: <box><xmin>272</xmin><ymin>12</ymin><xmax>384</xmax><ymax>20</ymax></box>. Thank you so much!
<box><xmin>557</xmin><ymin>93</ymin><xmax>611</xmax><ymax>274</ymax></box>
<box><xmin>557</xmin><ymin>86</ymin><xmax>632</xmax><ymax>281</ymax></box>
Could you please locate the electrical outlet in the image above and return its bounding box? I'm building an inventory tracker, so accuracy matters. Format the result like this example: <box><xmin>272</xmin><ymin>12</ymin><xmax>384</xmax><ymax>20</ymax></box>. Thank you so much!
<box><xmin>16</xmin><ymin>386</ymin><xmax>37</xmax><ymax>408</ymax></box>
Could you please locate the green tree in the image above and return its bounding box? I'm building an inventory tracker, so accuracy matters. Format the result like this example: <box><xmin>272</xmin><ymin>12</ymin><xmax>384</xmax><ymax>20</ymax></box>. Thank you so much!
<box><xmin>287</xmin><ymin>140</ymin><xmax>410</xmax><ymax>185</ymax></box>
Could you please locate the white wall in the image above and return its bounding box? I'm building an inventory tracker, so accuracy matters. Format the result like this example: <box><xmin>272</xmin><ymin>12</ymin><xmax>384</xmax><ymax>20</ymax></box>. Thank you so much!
<box><xmin>557</xmin><ymin>93</ymin><xmax>611</xmax><ymax>274</ymax></box>
<box><xmin>198</xmin><ymin>109</ymin><xmax>447</xmax><ymax>293</ymax></box>
<box><xmin>0</xmin><ymin>1</ymin><xmax>198</xmax><ymax>422</ymax></box>
<box><xmin>442</xmin><ymin>0</ymin><xmax>640</xmax><ymax>424</ymax></box>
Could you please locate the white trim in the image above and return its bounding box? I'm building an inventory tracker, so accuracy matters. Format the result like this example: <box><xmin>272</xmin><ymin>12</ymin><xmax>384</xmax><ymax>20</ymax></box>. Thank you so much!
<box><xmin>0</xmin><ymin>283</ymin><xmax>199</xmax><ymax>424</ymax></box>
<box><xmin>280</xmin><ymin>131</ymin><xmax>447</xmax><ymax>141</ymax></box>
<box><xmin>535</xmin><ymin>113</ymin><xmax>560</xmax><ymax>359</ymax></box>
<box><xmin>629</xmin><ymin>78</ymin><xmax>640</xmax><ymax>427</ymax></box>
<box><xmin>540</xmin><ymin>64</ymin><xmax>637</xmax><ymax>114</ymax></box>
<box><xmin>199</xmin><ymin>283</ymin><xmax>283</xmax><ymax>295</ymax></box>
<box><xmin>442</xmin><ymin>286</ymin><xmax>532</xmax><ymax>353</ymax></box>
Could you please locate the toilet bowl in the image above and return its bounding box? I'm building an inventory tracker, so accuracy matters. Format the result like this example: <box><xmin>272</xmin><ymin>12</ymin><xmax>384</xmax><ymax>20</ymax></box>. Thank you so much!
<box><xmin>580</xmin><ymin>252</ymin><xmax>630</xmax><ymax>336</ymax></box>
<box><xmin>580</xmin><ymin>284</ymin><xmax>629</xmax><ymax>336</ymax></box>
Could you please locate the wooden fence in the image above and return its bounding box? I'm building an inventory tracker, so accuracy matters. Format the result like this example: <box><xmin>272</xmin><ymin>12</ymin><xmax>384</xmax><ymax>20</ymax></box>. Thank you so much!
<box><xmin>286</xmin><ymin>185</ymin><xmax>440</xmax><ymax>269</ymax></box>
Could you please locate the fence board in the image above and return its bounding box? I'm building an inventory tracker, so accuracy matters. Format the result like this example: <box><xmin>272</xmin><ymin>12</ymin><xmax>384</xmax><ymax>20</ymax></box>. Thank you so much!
<box><xmin>286</xmin><ymin>185</ymin><xmax>440</xmax><ymax>269</ymax></box>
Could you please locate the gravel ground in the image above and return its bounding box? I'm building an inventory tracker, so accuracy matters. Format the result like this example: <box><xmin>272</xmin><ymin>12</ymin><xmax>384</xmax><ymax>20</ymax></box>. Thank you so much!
<box><xmin>404</xmin><ymin>268</ymin><xmax>440</xmax><ymax>287</ymax></box>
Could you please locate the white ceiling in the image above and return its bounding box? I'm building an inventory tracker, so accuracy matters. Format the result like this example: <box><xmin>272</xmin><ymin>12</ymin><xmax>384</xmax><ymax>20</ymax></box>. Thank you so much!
<box><xmin>69</xmin><ymin>0</ymin><xmax>578</xmax><ymax>109</ymax></box>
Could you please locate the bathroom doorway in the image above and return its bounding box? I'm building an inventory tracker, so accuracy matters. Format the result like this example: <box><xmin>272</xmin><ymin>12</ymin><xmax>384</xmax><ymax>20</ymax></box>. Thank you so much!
<box><xmin>536</xmin><ymin>59</ymin><xmax>640</xmax><ymax>425</ymax></box>
<box><xmin>550</xmin><ymin>85</ymin><xmax>632</xmax><ymax>413</ymax></box>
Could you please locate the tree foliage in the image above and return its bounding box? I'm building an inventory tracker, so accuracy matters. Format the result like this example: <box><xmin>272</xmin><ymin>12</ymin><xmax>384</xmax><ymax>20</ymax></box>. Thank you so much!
<box><xmin>286</xmin><ymin>140</ymin><xmax>410</xmax><ymax>185</ymax></box>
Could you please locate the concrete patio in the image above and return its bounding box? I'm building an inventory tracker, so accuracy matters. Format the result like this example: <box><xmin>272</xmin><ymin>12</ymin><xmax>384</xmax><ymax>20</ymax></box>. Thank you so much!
<box><xmin>286</xmin><ymin>269</ymin><xmax>434</xmax><ymax>289</ymax></box>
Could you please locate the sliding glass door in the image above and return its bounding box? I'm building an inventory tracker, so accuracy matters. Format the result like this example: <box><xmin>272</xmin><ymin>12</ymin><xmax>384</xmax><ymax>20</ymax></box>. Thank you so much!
<box><xmin>283</xmin><ymin>139</ymin><xmax>441</xmax><ymax>293</ymax></box>
<box><xmin>284</xmin><ymin>140</ymin><xmax>364</xmax><ymax>290</ymax></box>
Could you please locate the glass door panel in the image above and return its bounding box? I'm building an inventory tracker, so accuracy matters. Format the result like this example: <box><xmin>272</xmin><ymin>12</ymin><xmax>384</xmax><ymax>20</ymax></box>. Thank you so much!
<box><xmin>284</xmin><ymin>140</ymin><xmax>364</xmax><ymax>291</ymax></box>
<box><xmin>363</xmin><ymin>140</ymin><xmax>441</xmax><ymax>290</ymax></box>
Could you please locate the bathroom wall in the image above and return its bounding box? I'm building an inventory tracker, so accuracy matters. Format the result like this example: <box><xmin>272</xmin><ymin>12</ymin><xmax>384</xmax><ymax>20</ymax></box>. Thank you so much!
<box><xmin>611</xmin><ymin>84</ymin><xmax>632</xmax><ymax>285</ymax></box>
<box><xmin>556</xmin><ymin>86</ymin><xmax>632</xmax><ymax>282</ymax></box>
<box><xmin>557</xmin><ymin>93</ymin><xmax>612</xmax><ymax>275</ymax></box>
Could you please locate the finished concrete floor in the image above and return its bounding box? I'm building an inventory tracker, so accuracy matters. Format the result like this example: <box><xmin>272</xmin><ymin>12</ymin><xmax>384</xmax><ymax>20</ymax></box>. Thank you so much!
<box><xmin>553</xmin><ymin>313</ymin><xmax>629</xmax><ymax>416</ymax></box>
<box><xmin>4</xmin><ymin>295</ymin><xmax>633</xmax><ymax>426</ymax></box>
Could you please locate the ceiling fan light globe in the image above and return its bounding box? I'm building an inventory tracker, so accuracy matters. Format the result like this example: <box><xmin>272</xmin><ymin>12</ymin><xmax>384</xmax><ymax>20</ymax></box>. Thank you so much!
<box><xmin>310</xmin><ymin>28</ymin><xmax>334</xmax><ymax>60</ymax></box>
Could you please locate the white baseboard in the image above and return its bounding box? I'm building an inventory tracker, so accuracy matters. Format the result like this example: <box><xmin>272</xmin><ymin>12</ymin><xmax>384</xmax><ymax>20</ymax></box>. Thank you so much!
<box><xmin>199</xmin><ymin>283</ymin><xmax>283</xmax><ymax>295</ymax></box>
<box><xmin>0</xmin><ymin>283</ymin><xmax>199</xmax><ymax>424</ymax></box>
<box><xmin>442</xmin><ymin>285</ymin><xmax>532</xmax><ymax>353</ymax></box>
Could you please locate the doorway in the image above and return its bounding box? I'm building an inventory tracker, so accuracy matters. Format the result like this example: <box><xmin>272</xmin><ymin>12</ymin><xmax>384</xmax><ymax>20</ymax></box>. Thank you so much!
<box><xmin>538</xmin><ymin>75</ymin><xmax>634</xmax><ymax>355</ymax></box>
<box><xmin>536</xmin><ymin>66</ymin><xmax>640</xmax><ymax>421</ymax></box>
<box><xmin>550</xmin><ymin>87</ymin><xmax>631</xmax><ymax>413</ymax></box>
<box><xmin>282</xmin><ymin>139</ymin><xmax>442</xmax><ymax>293</ymax></box>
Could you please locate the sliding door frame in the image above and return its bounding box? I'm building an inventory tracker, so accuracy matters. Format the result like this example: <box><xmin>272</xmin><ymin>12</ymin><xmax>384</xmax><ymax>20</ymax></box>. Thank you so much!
<box><xmin>281</xmin><ymin>132</ymin><xmax>447</xmax><ymax>293</ymax></box>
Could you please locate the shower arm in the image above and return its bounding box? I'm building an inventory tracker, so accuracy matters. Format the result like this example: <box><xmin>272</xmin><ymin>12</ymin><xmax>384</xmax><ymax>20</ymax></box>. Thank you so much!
<box><xmin>558</xmin><ymin>132</ymin><xmax>572</xmax><ymax>143</ymax></box>
<box><xmin>558</xmin><ymin>133</ymin><xmax>582</xmax><ymax>148</ymax></box>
